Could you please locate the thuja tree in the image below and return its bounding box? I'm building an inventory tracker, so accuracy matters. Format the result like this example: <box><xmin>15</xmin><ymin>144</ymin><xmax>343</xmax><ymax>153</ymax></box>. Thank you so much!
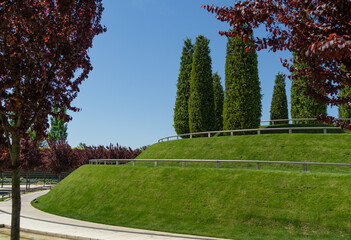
<box><xmin>188</xmin><ymin>35</ymin><xmax>215</xmax><ymax>133</ymax></box>
<box><xmin>213</xmin><ymin>72</ymin><xmax>224</xmax><ymax>130</ymax></box>
<box><xmin>223</xmin><ymin>35</ymin><xmax>261</xmax><ymax>130</ymax></box>
<box><xmin>0</xmin><ymin>1</ymin><xmax>105</xmax><ymax>239</ymax></box>
<box><xmin>48</xmin><ymin>108</ymin><xmax>68</xmax><ymax>141</ymax></box>
<box><xmin>173</xmin><ymin>38</ymin><xmax>193</xmax><ymax>135</ymax></box>
<box><xmin>290</xmin><ymin>55</ymin><xmax>327</xmax><ymax>123</ymax></box>
<box><xmin>291</xmin><ymin>81</ymin><xmax>327</xmax><ymax>123</ymax></box>
<box><xmin>270</xmin><ymin>73</ymin><xmax>289</xmax><ymax>124</ymax></box>
<box><xmin>203</xmin><ymin>1</ymin><xmax>351</xmax><ymax>128</ymax></box>
<box><xmin>339</xmin><ymin>86</ymin><xmax>351</xmax><ymax>119</ymax></box>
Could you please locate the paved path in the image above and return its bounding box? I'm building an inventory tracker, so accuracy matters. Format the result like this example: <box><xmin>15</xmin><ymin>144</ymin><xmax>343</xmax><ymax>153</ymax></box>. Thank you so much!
<box><xmin>0</xmin><ymin>191</ymin><xmax>227</xmax><ymax>240</ymax></box>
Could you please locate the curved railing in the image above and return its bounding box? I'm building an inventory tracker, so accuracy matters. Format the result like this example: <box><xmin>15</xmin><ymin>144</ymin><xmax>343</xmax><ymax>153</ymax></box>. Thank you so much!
<box><xmin>158</xmin><ymin>118</ymin><xmax>351</xmax><ymax>142</ymax></box>
<box><xmin>88</xmin><ymin>159</ymin><xmax>351</xmax><ymax>172</ymax></box>
<box><xmin>158</xmin><ymin>126</ymin><xmax>341</xmax><ymax>142</ymax></box>
<box><xmin>261</xmin><ymin>118</ymin><xmax>351</xmax><ymax>124</ymax></box>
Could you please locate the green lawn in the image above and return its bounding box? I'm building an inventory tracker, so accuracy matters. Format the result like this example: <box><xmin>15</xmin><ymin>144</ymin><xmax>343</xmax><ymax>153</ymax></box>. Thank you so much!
<box><xmin>136</xmin><ymin>134</ymin><xmax>351</xmax><ymax>172</ymax></box>
<box><xmin>33</xmin><ymin>165</ymin><xmax>351</xmax><ymax>240</ymax></box>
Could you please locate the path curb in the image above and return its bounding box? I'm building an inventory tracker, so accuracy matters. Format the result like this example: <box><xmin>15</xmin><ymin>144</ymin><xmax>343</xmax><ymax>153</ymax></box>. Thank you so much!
<box><xmin>1</xmin><ymin>224</ymin><xmax>99</xmax><ymax>240</ymax></box>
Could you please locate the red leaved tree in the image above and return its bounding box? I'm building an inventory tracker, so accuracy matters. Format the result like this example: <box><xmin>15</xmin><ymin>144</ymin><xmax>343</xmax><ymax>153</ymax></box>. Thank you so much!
<box><xmin>0</xmin><ymin>148</ymin><xmax>10</xmax><ymax>188</ymax></box>
<box><xmin>203</xmin><ymin>0</ymin><xmax>351</xmax><ymax>127</ymax></box>
<box><xmin>104</xmin><ymin>143</ymin><xmax>142</xmax><ymax>159</ymax></box>
<box><xmin>0</xmin><ymin>1</ymin><xmax>105</xmax><ymax>238</ymax></box>
<box><xmin>71</xmin><ymin>143</ymin><xmax>145</xmax><ymax>166</ymax></box>
<box><xmin>20</xmin><ymin>139</ymin><xmax>43</xmax><ymax>189</ymax></box>
<box><xmin>45</xmin><ymin>140</ymin><xmax>76</xmax><ymax>180</ymax></box>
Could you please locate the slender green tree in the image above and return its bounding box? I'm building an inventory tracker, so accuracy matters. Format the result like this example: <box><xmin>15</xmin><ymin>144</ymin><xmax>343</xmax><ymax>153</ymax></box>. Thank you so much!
<box><xmin>338</xmin><ymin>85</ymin><xmax>351</xmax><ymax>119</ymax></box>
<box><xmin>188</xmin><ymin>35</ymin><xmax>215</xmax><ymax>133</ymax></box>
<box><xmin>173</xmin><ymin>39</ymin><xmax>193</xmax><ymax>135</ymax></box>
<box><xmin>223</xmin><ymin>36</ymin><xmax>261</xmax><ymax>130</ymax></box>
<box><xmin>213</xmin><ymin>72</ymin><xmax>224</xmax><ymax>130</ymax></box>
<box><xmin>48</xmin><ymin>108</ymin><xmax>68</xmax><ymax>141</ymax></box>
<box><xmin>270</xmin><ymin>73</ymin><xmax>289</xmax><ymax>124</ymax></box>
<box><xmin>290</xmin><ymin>54</ymin><xmax>327</xmax><ymax>123</ymax></box>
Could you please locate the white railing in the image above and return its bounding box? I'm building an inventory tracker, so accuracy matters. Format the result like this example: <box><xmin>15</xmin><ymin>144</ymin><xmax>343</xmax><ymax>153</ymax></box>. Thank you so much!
<box><xmin>158</xmin><ymin>126</ymin><xmax>341</xmax><ymax>142</ymax></box>
<box><xmin>88</xmin><ymin>159</ymin><xmax>351</xmax><ymax>172</ymax></box>
<box><xmin>261</xmin><ymin>118</ymin><xmax>351</xmax><ymax>125</ymax></box>
<box><xmin>157</xmin><ymin>118</ymin><xmax>351</xmax><ymax>142</ymax></box>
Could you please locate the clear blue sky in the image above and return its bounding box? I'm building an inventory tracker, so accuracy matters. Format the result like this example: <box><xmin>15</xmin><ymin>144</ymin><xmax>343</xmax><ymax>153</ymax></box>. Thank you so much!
<box><xmin>67</xmin><ymin>0</ymin><xmax>338</xmax><ymax>149</ymax></box>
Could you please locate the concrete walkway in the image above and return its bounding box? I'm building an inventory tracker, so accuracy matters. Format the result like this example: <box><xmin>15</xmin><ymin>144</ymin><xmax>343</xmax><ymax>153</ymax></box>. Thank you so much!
<box><xmin>0</xmin><ymin>191</ymin><xmax>227</xmax><ymax>240</ymax></box>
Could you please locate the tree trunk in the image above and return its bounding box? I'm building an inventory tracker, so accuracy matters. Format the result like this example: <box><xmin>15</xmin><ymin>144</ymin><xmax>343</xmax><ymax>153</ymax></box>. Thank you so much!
<box><xmin>10</xmin><ymin>135</ymin><xmax>21</xmax><ymax>240</ymax></box>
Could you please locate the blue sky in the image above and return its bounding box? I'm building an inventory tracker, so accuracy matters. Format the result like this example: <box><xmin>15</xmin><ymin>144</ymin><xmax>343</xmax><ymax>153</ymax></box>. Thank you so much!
<box><xmin>66</xmin><ymin>0</ymin><xmax>338</xmax><ymax>149</ymax></box>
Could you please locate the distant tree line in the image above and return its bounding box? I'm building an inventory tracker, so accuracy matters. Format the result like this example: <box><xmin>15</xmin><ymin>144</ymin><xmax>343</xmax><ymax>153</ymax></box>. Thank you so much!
<box><xmin>0</xmin><ymin>141</ymin><xmax>145</xmax><ymax>180</ymax></box>
<box><xmin>0</xmin><ymin>107</ymin><xmax>146</xmax><ymax>182</ymax></box>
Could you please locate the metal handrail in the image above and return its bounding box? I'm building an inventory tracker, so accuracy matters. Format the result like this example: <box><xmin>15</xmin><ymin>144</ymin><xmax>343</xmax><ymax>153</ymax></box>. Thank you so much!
<box><xmin>158</xmin><ymin>126</ymin><xmax>341</xmax><ymax>142</ymax></box>
<box><xmin>0</xmin><ymin>191</ymin><xmax>11</xmax><ymax>201</ymax></box>
<box><xmin>261</xmin><ymin>118</ymin><xmax>316</xmax><ymax>123</ymax></box>
<box><xmin>158</xmin><ymin>118</ymin><xmax>351</xmax><ymax>142</ymax></box>
<box><xmin>261</xmin><ymin>118</ymin><xmax>351</xmax><ymax>124</ymax></box>
<box><xmin>88</xmin><ymin>159</ymin><xmax>351</xmax><ymax>172</ymax></box>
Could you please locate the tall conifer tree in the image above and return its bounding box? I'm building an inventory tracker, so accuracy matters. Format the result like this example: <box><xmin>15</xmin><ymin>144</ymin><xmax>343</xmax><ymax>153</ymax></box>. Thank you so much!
<box><xmin>338</xmin><ymin>64</ymin><xmax>351</xmax><ymax>120</ymax></box>
<box><xmin>290</xmin><ymin>54</ymin><xmax>327</xmax><ymax>123</ymax></box>
<box><xmin>48</xmin><ymin>108</ymin><xmax>68</xmax><ymax>141</ymax></box>
<box><xmin>188</xmin><ymin>35</ymin><xmax>215</xmax><ymax>133</ymax></box>
<box><xmin>213</xmin><ymin>72</ymin><xmax>224</xmax><ymax>130</ymax></box>
<box><xmin>270</xmin><ymin>73</ymin><xmax>289</xmax><ymax>124</ymax></box>
<box><xmin>338</xmin><ymin>85</ymin><xmax>351</xmax><ymax>119</ymax></box>
<box><xmin>223</xmin><ymin>36</ymin><xmax>261</xmax><ymax>130</ymax></box>
<box><xmin>173</xmin><ymin>39</ymin><xmax>193</xmax><ymax>135</ymax></box>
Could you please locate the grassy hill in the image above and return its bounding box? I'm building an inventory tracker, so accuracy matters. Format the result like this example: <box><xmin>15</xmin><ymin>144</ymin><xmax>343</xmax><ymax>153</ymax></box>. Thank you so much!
<box><xmin>34</xmin><ymin>165</ymin><xmax>351</xmax><ymax>240</ymax></box>
<box><xmin>136</xmin><ymin>134</ymin><xmax>351</xmax><ymax>172</ymax></box>
<box><xmin>33</xmin><ymin>134</ymin><xmax>351</xmax><ymax>239</ymax></box>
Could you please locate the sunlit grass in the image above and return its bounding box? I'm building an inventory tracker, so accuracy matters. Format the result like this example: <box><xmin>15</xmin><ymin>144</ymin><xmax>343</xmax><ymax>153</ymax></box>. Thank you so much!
<box><xmin>135</xmin><ymin>134</ymin><xmax>351</xmax><ymax>173</ymax></box>
<box><xmin>33</xmin><ymin>165</ymin><xmax>351</xmax><ymax>240</ymax></box>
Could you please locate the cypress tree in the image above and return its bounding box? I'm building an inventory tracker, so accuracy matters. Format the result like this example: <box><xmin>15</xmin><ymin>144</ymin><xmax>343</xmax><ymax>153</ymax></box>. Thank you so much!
<box><xmin>48</xmin><ymin>108</ymin><xmax>68</xmax><ymax>141</ymax></box>
<box><xmin>213</xmin><ymin>72</ymin><xmax>224</xmax><ymax>130</ymax></box>
<box><xmin>290</xmin><ymin>54</ymin><xmax>327</xmax><ymax>123</ymax></box>
<box><xmin>223</xmin><ymin>36</ymin><xmax>261</xmax><ymax>130</ymax></box>
<box><xmin>338</xmin><ymin>85</ymin><xmax>351</xmax><ymax>119</ymax></box>
<box><xmin>338</xmin><ymin>65</ymin><xmax>351</xmax><ymax>119</ymax></box>
<box><xmin>173</xmin><ymin>38</ymin><xmax>193</xmax><ymax>135</ymax></box>
<box><xmin>188</xmin><ymin>35</ymin><xmax>215</xmax><ymax>133</ymax></box>
<box><xmin>270</xmin><ymin>73</ymin><xmax>289</xmax><ymax>124</ymax></box>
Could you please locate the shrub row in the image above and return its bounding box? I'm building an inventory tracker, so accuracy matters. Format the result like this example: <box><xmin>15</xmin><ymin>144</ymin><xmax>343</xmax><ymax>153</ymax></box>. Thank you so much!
<box><xmin>0</xmin><ymin>140</ymin><xmax>145</xmax><ymax>176</ymax></box>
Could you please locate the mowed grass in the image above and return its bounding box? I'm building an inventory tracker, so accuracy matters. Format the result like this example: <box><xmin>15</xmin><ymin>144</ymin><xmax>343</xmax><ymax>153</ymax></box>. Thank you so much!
<box><xmin>33</xmin><ymin>165</ymin><xmax>351</xmax><ymax>240</ymax></box>
<box><xmin>135</xmin><ymin>134</ymin><xmax>351</xmax><ymax>172</ymax></box>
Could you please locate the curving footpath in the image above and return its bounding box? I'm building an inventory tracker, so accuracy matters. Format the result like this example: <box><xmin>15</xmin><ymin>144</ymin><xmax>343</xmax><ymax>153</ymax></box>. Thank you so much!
<box><xmin>0</xmin><ymin>190</ymin><xmax>227</xmax><ymax>240</ymax></box>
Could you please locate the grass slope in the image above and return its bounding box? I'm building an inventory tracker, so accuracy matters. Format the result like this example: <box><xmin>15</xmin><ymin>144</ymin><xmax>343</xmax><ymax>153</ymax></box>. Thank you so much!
<box><xmin>34</xmin><ymin>165</ymin><xmax>351</xmax><ymax>240</ymax></box>
<box><xmin>136</xmin><ymin>134</ymin><xmax>351</xmax><ymax>172</ymax></box>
